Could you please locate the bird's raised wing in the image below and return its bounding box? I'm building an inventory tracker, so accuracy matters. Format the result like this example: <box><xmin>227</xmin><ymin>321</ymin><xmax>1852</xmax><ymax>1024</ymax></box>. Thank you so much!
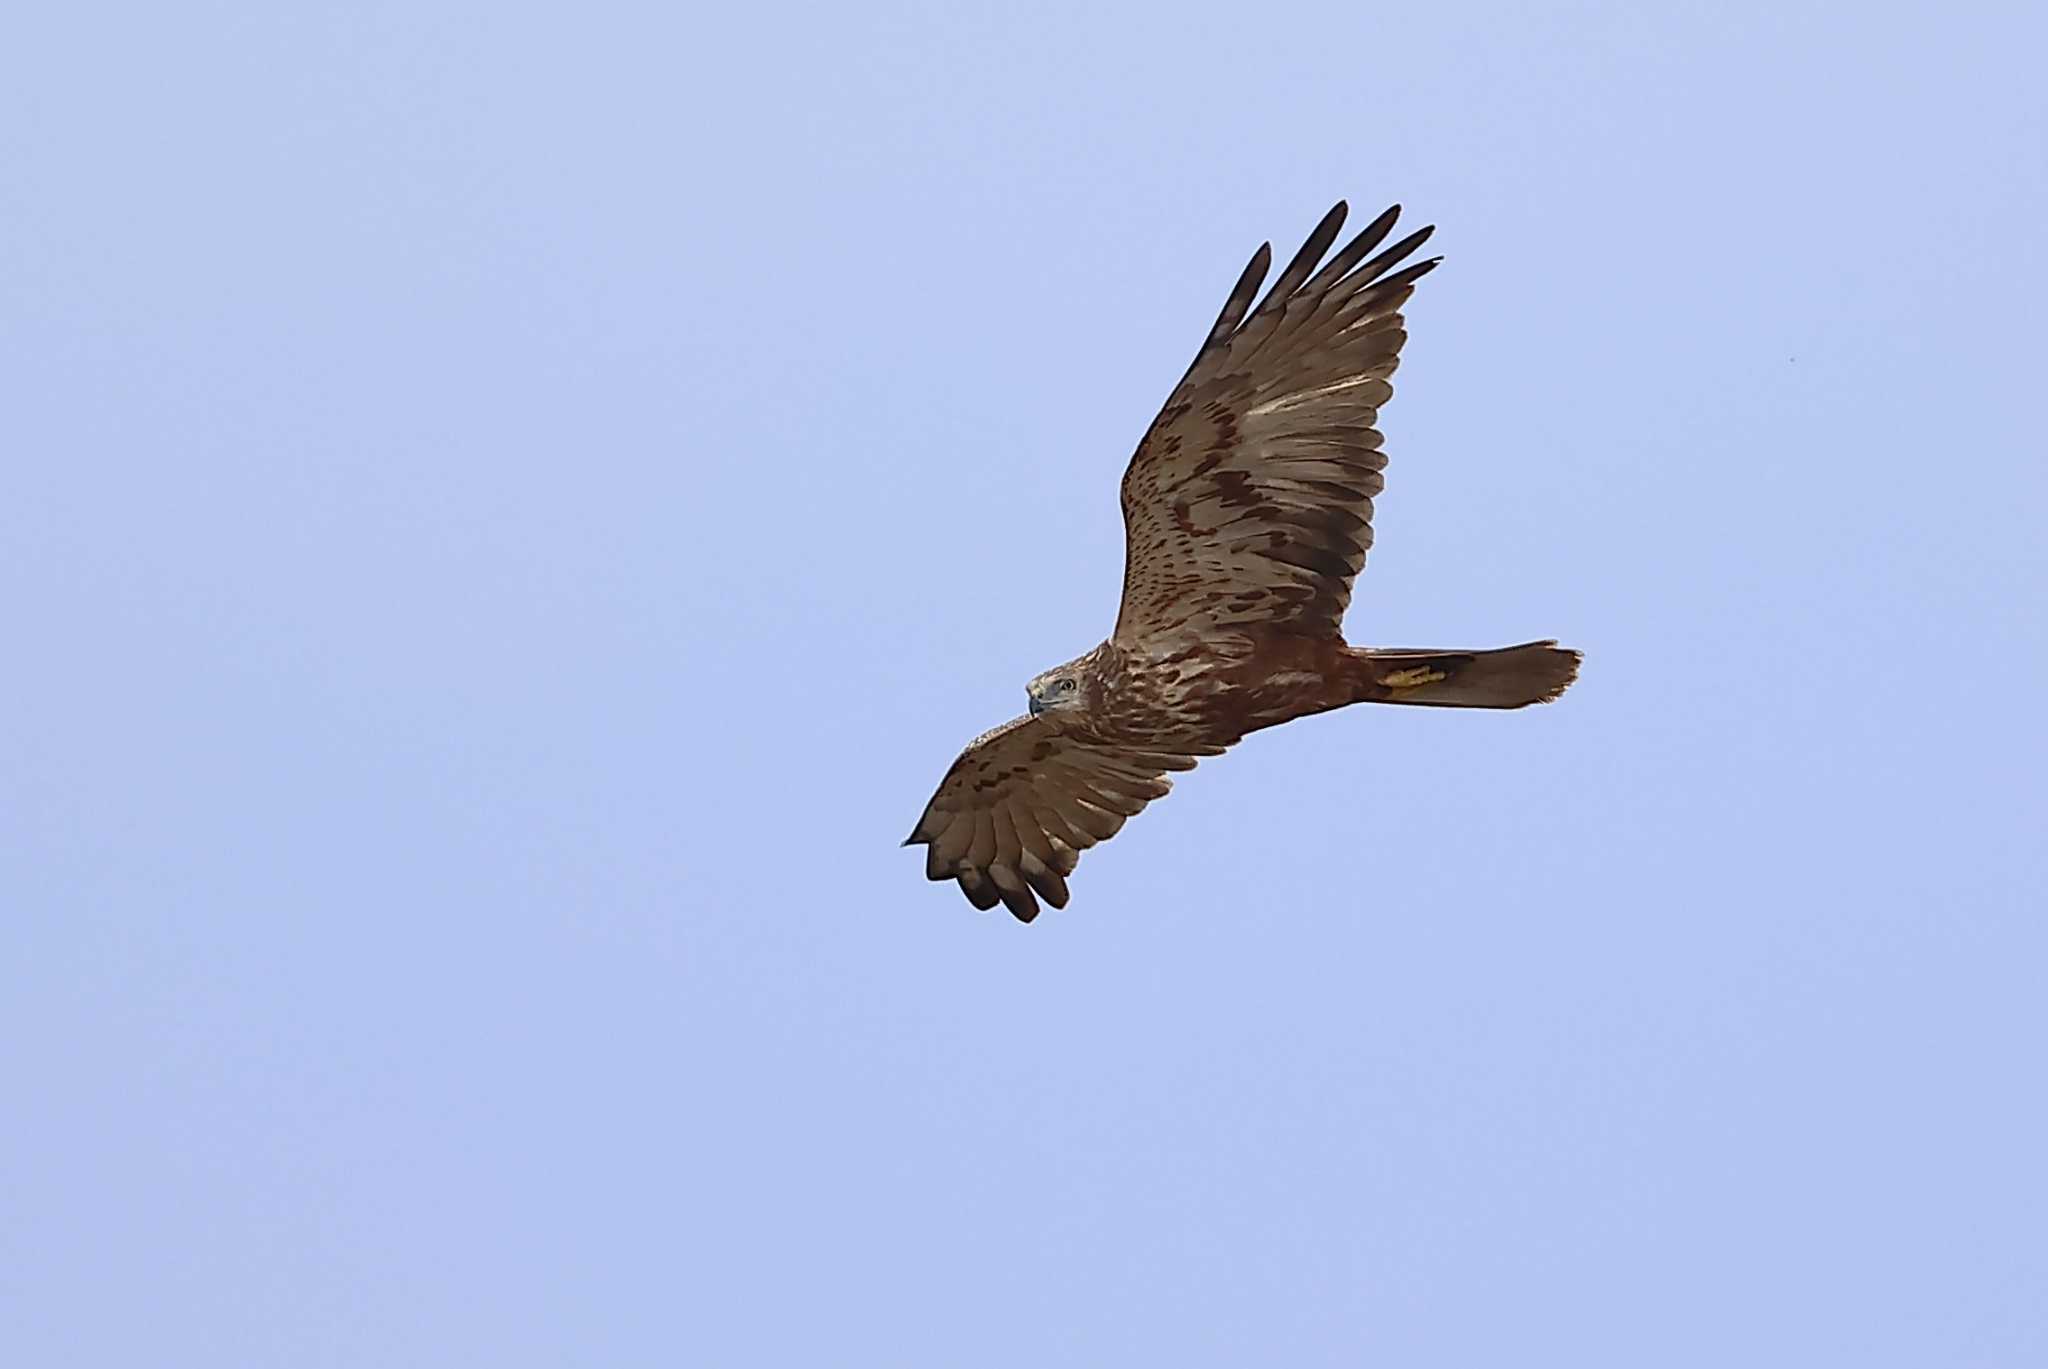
<box><xmin>903</xmin><ymin>715</ymin><xmax>1214</xmax><ymax>922</ymax></box>
<box><xmin>1113</xmin><ymin>202</ymin><xmax>1438</xmax><ymax>649</ymax></box>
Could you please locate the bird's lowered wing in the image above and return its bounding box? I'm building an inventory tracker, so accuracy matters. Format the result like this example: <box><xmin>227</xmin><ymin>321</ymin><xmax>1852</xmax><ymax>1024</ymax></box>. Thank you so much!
<box><xmin>903</xmin><ymin>715</ymin><xmax>1214</xmax><ymax>922</ymax></box>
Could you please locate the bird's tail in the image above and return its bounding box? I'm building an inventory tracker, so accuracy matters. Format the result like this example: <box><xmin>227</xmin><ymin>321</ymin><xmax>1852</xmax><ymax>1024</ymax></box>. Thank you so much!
<box><xmin>1348</xmin><ymin>640</ymin><xmax>1581</xmax><ymax>709</ymax></box>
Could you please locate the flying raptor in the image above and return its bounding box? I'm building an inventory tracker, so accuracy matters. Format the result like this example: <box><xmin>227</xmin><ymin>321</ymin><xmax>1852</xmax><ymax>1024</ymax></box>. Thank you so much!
<box><xmin>905</xmin><ymin>201</ymin><xmax>1580</xmax><ymax>921</ymax></box>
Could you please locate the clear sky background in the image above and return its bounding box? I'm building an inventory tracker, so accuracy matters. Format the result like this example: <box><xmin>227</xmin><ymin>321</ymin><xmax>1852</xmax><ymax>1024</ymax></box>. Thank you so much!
<box><xmin>4</xmin><ymin>2</ymin><xmax>2043</xmax><ymax>1364</ymax></box>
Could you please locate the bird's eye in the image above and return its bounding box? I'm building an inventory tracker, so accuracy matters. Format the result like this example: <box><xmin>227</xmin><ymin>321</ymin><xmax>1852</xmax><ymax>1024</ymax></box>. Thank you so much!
<box><xmin>1058</xmin><ymin>678</ymin><xmax>1076</xmax><ymax>693</ymax></box>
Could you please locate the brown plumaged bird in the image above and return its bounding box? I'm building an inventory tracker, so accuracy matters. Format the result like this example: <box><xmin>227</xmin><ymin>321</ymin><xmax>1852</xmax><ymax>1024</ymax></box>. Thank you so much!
<box><xmin>904</xmin><ymin>202</ymin><xmax>1581</xmax><ymax>921</ymax></box>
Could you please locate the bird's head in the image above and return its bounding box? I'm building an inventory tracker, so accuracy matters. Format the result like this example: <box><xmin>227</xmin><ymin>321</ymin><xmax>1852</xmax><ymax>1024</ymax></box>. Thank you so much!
<box><xmin>1026</xmin><ymin>654</ymin><xmax>1093</xmax><ymax>717</ymax></box>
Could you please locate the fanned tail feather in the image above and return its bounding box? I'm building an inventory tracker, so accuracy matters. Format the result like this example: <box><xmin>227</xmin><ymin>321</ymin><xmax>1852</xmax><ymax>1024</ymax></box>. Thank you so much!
<box><xmin>1352</xmin><ymin>640</ymin><xmax>1581</xmax><ymax>709</ymax></box>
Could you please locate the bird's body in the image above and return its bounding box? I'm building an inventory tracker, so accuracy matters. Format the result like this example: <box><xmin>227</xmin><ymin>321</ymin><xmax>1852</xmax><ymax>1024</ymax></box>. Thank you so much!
<box><xmin>906</xmin><ymin>201</ymin><xmax>1581</xmax><ymax>921</ymax></box>
<box><xmin>1036</xmin><ymin>632</ymin><xmax>1431</xmax><ymax>751</ymax></box>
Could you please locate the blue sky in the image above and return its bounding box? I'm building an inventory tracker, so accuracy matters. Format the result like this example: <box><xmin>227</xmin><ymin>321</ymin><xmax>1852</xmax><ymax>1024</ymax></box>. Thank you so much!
<box><xmin>4</xmin><ymin>2</ymin><xmax>2044</xmax><ymax>1364</ymax></box>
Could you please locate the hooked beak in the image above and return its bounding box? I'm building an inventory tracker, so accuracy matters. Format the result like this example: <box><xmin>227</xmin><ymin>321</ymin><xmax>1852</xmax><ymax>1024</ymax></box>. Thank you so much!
<box><xmin>1027</xmin><ymin>693</ymin><xmax>1044</xmax><ymax>716</ymax></box>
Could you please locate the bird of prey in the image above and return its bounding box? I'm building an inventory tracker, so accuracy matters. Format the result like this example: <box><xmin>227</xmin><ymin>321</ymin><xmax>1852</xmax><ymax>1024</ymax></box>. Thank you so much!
<box><xmin>904</xmin><ymin>201</ymin><xmax>1580</xmax><ymax>921</ymax></box>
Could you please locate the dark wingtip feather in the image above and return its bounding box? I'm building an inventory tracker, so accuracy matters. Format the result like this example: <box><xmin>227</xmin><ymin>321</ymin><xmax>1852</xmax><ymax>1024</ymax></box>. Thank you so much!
<box><xmin>1020</xmin><ymin>859</ymin><xmax>1070</xmax><ymax>910</ymax></box>
<box><xmin>1374</xmin><ymin>255</ymin><xmax>1443</xmax><ymax>294</ymax></box>
<box><xmin>1257</xmin><ymin>202</ymin><xmax>1352</xmax><ymax>317</ymax></box>
<box><xmin>1200</xmin><ymin>241</ymin><xmax>1272</xmax><ymax>352</ymax></box>
<box><xmin>1298</xmin><ymin>203</ymin><xmax>1403</xmax><ymax>294</ymax></box>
